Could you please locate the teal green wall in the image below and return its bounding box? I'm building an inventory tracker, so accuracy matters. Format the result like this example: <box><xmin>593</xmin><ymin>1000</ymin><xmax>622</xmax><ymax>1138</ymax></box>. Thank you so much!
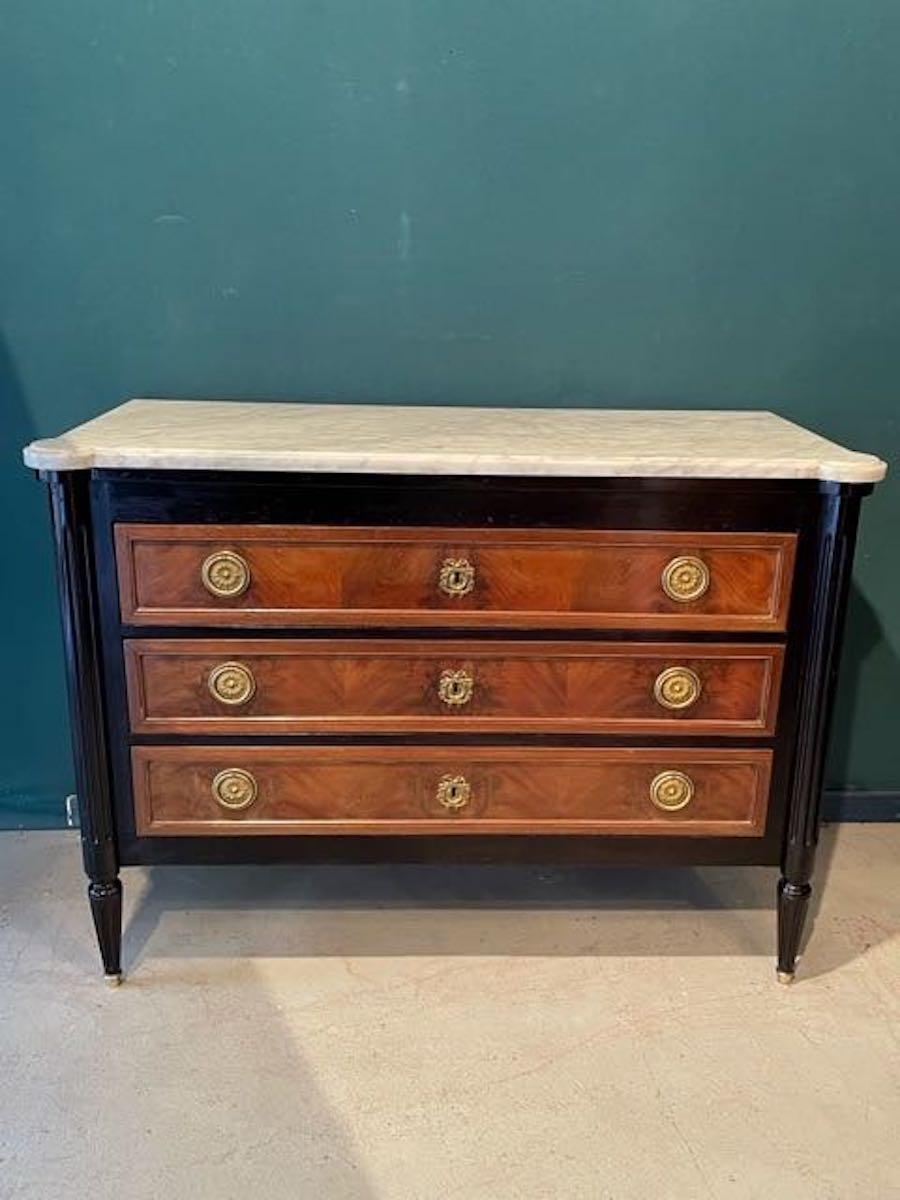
<box><xmin>2</xmin><ymin>0</ymin><xmax>898</xmax><ymax>823</ymax></box>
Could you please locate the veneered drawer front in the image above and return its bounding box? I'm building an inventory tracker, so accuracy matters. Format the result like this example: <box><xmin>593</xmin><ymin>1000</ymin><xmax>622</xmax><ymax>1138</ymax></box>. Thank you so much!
<box><xmin>125</xmin><ymin>639</ymin><xmax>784</xmax><ymax>736</ymax></box>
<box><xmin>132</xmin><ymin>746</ymin><xmax>772</xmax><ymax>837</ymax></box>
<box><xmin>115</xmin><ymin>525</ymin><xmax>796</xmax><ymax>631</ymax></box>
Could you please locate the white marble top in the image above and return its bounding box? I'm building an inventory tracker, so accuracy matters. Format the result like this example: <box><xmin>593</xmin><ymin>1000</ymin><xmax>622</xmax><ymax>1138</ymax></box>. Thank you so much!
<box><xmin>22</xmin><ymin>399</ymin><xmax>887</xmax><ymax>482</ymax></box>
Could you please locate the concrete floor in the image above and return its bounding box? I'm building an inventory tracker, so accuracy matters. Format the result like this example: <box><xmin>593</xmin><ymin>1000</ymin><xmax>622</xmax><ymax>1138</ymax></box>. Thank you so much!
<box><xmin>0</xmin><ymin>827</ymin><xmax>897</xmax><ymax>1200</ymax></box>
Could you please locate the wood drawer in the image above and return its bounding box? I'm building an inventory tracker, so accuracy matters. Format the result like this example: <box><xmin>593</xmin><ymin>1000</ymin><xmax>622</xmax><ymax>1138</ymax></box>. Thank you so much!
<box><xmin>125</xmin><ymin>639</ymin><xmax>784</xmax><ymax>736</ymax></box>
<box><xmin>115</xmin><ymin>525</ymin><xmax>796</xmax><ymax>631</ymax></box>
<box><xmin>132</xmin><ymin>746</ymin><xmax>772</xmax><ymax>837</ymax></box>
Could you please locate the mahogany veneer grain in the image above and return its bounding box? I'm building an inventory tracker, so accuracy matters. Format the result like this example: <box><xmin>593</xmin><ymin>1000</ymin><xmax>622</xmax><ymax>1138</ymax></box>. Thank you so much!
<box><xmin>124</xmin><ymin>638</ymin><xmax>784</xmax><ymax>736</ymax></box>
<box><xmin>115</xmin><ymin>524</ymin><xmax>796</xmax><ymax>631</ymax></box>
<box><xmin>132</xmin><ymin>745</ymin><xmax>772</xmax><ymax>837</ymax></box>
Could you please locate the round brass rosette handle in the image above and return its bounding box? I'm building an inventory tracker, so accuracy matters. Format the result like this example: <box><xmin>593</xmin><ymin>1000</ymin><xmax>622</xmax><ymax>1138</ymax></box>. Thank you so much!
<box><xmin>653</xmin><ymin>666</ymin><xmax>702</xmax><ymax>711</ymax></box>
<box><xmin>208</xmin><ymin>661</ymin><xmax>256</xmax><ymax>707</ymax></box>
<box><xmin>438</xmin><ymin>557</ymin><xmax>476</xmax><ymax>598</ymax></box>
<box><xmin>201</xmin><ymin>550</ymin><xmax>251</xmax><ymax>598</ymax></box>
<box><xmin>661</xmin><ymin>555</ymin><xmax>710</xmax><ymax>603</ymax></box>
<box><xmin>211</xmin><ymin>767</ymin><xmax>258</xmax><ymax>811</ymax></box>
<box><xmin>438</xmin><ymin>668</ymin><xmax>475</xmax><ymax>708</ymax></box>
<box><xmin>436</xmin><ymin>773</ymin><xmax>472</xmax><ymax>811</ymax></box>
<box><xmin>649</xmin><ymin>770</ymin><xmax>695</xmax><ymax>812</ymax></box>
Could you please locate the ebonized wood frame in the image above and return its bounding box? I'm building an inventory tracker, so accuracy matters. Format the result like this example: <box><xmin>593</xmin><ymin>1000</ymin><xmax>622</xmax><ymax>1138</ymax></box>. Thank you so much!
<box><xmin>43</xmin><ymin>467</ymin><xmax>868</xmax><ymax>982</ymax></box>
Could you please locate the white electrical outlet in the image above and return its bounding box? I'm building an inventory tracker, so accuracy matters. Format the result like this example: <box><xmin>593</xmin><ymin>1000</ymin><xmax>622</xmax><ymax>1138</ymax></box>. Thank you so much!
<box><xmin>64</xmin><ymin>794</ymin><xmax>79</xmax><ymax>828</ymax></box>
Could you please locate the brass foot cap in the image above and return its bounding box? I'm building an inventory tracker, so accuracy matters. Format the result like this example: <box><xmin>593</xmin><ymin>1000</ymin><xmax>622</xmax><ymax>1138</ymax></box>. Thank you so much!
<box><xmin>776</xmin><ymin>970</ymin><xmax>795</xmax><ymax>986</ymax></box>
<box><xmin>104</xmin><ymin>972</ymin><xmax>123</xmax><ymax>988</ymax></box>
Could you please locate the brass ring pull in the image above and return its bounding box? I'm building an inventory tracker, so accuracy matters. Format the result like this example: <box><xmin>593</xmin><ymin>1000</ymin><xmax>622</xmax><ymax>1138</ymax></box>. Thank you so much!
<box><xmin>653</xmin><ymin>666</ymin><xmax>702</xmax><ymax>711</ymax></box>
<box><xmin>211</xmin><ymin>767</ymin><xmax>258</xmax><ymax>811</ymax></box>
<box><xmin>438</xmin><ymin>557</ymin><xmax>476</xmax><ymax>598</ymax></box>
<box><xmin>208</xmin><ymin>661</ymin><xmax>256</xmax><ymax>707</ymax></box>
<box><xmin>649</xmin><ymin>770</ymin><xmax>695</xmax><ymax>812</ymax></box>
<box><xmin>438</xmin><ymin>668</ymin><xmax>475</xmax><ymax>707</ymax></box>
<box><xmin>201</xmin><ymin>550</ymin><xmax>251</xmax><ymax>598</ymax></box>
<box><xmin>436</xmin><ymin>773</ymin><xmax>471</xmax><ymax>811</ymax></box>
<box><xmin>661</xmin><ymin>556</ymin><xmax>710</xmax><ymax>603</ymax></box>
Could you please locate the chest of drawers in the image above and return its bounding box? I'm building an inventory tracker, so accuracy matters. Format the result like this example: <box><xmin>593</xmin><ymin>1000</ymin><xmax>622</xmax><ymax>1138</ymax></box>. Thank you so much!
<box><xmin>24</xmin><ymin>401</ymin><xmax>886</xmax><ymax>985</ymax></box>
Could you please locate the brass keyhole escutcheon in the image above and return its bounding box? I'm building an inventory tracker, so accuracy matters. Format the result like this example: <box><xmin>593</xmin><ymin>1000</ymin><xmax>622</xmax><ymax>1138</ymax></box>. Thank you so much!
<box><xmin>661</xmin><ymin>556</ymin><xmax>710</xmax><ymax>603</ymax></box>
<box><xmin>208</xmin><ymin>661</ymin><xmax>256</xmax><ymax>707</ymax></box>
<box><xmin>649</xmin><ymin>770</ymin><xmax>695</xmax><ymax>812</ymax></box>
<box><xmin>201</xmin><ymin>550</ymin><xmax>251</xmax><ymax>598</ymax></box>
<box><xmin>653</xmin><ymin>666</ymin><xmax>702</xmax><ymax>711</ymax></box>
<box><xmin>438</xmin><ymin>557</ymin><xmax>476</xmax><ymax>598</ymax></box>
<box><xmin>211</xmin><ymin>767</ymin><xmax>258</xmax><ymax>811</ymax></box>
<box><xmin>436</xmin><ymin>774</ymin><xmax>472</xmax><ymax>811</ymax></box>
<box><xmin>438</xmin><ymin>668</ymin><xmax>475</xmax><ymax>708</ymax></box>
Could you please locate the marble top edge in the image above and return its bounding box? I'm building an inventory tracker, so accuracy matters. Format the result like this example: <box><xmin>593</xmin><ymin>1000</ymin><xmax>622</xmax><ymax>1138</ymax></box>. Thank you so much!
<box><xmin>22</xmin><ymin>398</ymin><xmax>888</xmax><ymax>483</ymax></box>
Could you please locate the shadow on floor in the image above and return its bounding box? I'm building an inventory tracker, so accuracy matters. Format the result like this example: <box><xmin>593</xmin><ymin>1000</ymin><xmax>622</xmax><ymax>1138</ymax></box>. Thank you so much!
<box><xmin>120</xmin><ymin>863</ymin><xmax>770</xmax><ymax>969</ymax></box>
<box><xmin>796</xmin><ymin>821</ymin><xmax>877</xmax><ymax>983</ymax></box>
<box><xmin>0</xmin><ymin>830</ymin><xmax>382</xmax><ymax>1199</ymax></box>
<box><xmin>119</xmin><ymin>826</ymin><xmax>884</xmax><ymax>982</ymax></box>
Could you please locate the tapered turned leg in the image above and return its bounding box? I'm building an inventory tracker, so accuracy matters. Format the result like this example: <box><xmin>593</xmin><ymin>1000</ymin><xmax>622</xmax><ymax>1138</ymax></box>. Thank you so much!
<box><xmin>776</xmin><ymin>877</ymin><xmax>812</xmax><ymax>983</ymax></box>
<box><xmin>49</xmin><ymin>473</ymin><xmax>122</xmax><ymax>984</ymax></box>
<box><xmin>88</xmin><ymin>877</ymin><xmax>123</xmax><ymax>986</ymax></box>
<box><xmin>775</xmin><ymin>487</ymin><xmax>865</xmax><ymax>985</ymax></box>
